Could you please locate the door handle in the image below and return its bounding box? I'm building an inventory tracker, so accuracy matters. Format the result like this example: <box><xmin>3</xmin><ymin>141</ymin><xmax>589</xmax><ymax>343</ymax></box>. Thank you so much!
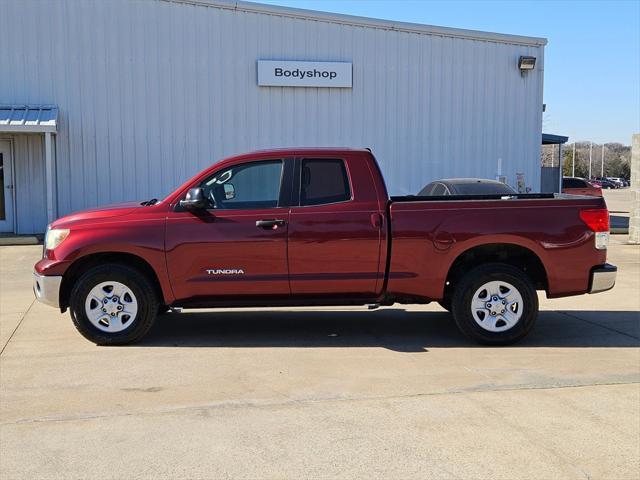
<box><xmin>370</xmin><ymin>213</ymin><xmax>382</xmax><ymax>230</ymax></box>
<box><xmin>256</xmin><ymin>219</ymin><xmax>286</xmax><ymax>230</ymax></box>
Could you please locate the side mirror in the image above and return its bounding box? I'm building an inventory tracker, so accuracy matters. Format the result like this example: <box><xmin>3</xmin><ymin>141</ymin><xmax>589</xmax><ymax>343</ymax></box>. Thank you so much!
<box><xmin>180</xmin><ymin>188</ymin><xmax>208</xmax><ymax>210</ymax></box>
<box><xmin>223</xmin><ymin>183</ymin><xmax>235</xmax><ymax>200</ymax></box>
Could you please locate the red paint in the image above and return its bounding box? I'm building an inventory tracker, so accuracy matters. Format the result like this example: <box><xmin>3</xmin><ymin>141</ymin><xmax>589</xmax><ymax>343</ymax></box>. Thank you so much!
<box><xmin>287</xmin><ymin>151</ymin><xmax>383</xmax><ymax>296</ymax></box>
<box><xmin>165</xmin><ymin>207</ymin><xmax>290</xmax><ymax>301</ymax></box>
<box><xmin>34</xmin><ymin>148</ymin><xmax>611</xmax><ymax>309</ymax></box>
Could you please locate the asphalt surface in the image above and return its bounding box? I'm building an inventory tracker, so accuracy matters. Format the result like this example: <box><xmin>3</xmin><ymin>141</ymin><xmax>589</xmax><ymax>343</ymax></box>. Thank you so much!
<box><xmin>1</xmin><ymin>236</ymin><xmax>638</xmax><ymax>479</ymax></box>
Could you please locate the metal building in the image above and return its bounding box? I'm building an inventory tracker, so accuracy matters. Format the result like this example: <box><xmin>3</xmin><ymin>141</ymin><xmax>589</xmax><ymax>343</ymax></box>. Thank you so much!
<box><xmin>0</xmin><ymin>0</ymin><xmax>546</xmax><ymax>234</ymax></box>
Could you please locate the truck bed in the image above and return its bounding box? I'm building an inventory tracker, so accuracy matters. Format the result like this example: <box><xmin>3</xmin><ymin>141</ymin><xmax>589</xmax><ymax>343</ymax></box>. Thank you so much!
<box><xmin>391</xmin><ymin>193</ymin><xmax>556</xmax><ymax>202</ymax></box>
<box><xmin>386</xmin><ymin>193</ymin><xmax>608</xmax><ymax>301</ymax></box>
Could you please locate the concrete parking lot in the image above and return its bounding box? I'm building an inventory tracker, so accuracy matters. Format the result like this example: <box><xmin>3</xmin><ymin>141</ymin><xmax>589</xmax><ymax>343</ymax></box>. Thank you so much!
<box><xmin>1</xmin><ymin>236</ymin><xmax>639</xmax><ymax>479</ymax></box>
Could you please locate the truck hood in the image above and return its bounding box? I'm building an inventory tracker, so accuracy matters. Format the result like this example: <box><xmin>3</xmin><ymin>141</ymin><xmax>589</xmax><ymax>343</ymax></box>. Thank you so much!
<box><xmin>50</xmin><ymin>201</ymin><xmax>146</xmax><ymax>228</ymax></box>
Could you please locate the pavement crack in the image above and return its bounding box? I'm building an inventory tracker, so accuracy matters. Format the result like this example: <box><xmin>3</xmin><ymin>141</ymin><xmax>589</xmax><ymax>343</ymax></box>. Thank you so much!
<box><xmin>3</xmin><ymin>379</ymin><xmax>638</xmax><ymax>427</ymax></box>
<box><xmin>0</xmin><ymin>298</ymin><xmax>35</xmax><ymax>356</ymax></box>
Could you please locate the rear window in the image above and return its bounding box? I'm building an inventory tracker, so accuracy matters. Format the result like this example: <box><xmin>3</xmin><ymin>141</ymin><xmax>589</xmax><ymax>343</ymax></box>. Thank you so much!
<box><xmin>431</xmin><ymin>183</ymin><xmax>448</xmax><ymax>195</ymax></box>
<box><xmin>563</xmin><ymin>178</ymin><xmax>587</xmax><ymax>189</ymax></box>
<box><xmin>417</xmin><ymin>183</ymin><xmax>435</xmax><ymax>196</ymax></box>
<box><xmin>300</xmin><ymin>159</ymin><xmax>351</xmax><ymax>206</ymax></box>
<box><xmin>454</xmin><ymin>182</ymin><xmax>516</xmax><ymax>195</ymax></box>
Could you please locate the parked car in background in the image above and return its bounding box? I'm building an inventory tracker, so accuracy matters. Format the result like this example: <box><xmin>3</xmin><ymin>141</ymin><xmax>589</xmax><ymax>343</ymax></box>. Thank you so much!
<box><xmin>417</xmin><ymin>178</ymin><xmax>517</xmax><ymax>196</ymax></box>
<box><xmin>562</xmin><ymin>177</ymin><xmax>603</xmax><ymax>196</ymax></box>
<box><xmin>606</xmin><ymin>177</ymin><xmax>625</xmax><ymax>188</ymax></box>
<box><xmin>595</xmin><ymin>178</ymin><xmax>618</xmax><ymax>189</ymax></box>
<box><xmin>606</xmin><ymin>177</ymin><xmax>624</xmax><ymax>188</ymax></box>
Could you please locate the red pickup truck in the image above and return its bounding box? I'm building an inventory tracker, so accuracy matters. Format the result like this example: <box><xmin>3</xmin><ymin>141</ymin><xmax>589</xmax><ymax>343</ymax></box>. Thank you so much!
<box><xmin>33</xmin><ymin>148</ymin><xmax>616</xmax><ymax>346</ymax></box>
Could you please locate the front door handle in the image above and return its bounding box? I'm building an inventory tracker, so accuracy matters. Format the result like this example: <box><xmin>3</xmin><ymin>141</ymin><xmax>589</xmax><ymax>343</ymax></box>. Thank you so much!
<box><xmin>256</xmin><ymin>219</ymin><xmax>286</xmax><ymax>230</ymax></box>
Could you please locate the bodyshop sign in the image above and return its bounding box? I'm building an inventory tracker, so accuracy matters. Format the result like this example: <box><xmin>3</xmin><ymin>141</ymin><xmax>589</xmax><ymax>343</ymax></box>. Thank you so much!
<box><xmin>258</xmin><ymin>60</ymin><xmax>352</xmax><ymax>88</ymax></box>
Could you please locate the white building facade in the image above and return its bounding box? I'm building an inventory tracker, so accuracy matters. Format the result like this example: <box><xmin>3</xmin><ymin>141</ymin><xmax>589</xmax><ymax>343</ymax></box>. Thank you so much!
<box><xmin>0</xmin><ymin>0</ymin><xmax>546</xmax><ymax>234</ymax></box>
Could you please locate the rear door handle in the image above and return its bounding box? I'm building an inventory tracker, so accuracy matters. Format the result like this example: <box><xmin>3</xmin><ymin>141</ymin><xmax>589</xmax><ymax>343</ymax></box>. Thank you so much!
<box><xmin>370</xmin><ymin>213</ymin><xmax>382</xmax><ymax>229</ymax></box>
<box><xmin>256</xmin><ymin>219</ymin><xmax>286</xmax><ymax>230</ymax></box>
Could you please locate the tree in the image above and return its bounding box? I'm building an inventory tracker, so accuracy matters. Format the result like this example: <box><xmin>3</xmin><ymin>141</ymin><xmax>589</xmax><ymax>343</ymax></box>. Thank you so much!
<box><xmin>558</xmin><ymin>142</ymin><xmax>631</xmax><ymax>179</ymax></box>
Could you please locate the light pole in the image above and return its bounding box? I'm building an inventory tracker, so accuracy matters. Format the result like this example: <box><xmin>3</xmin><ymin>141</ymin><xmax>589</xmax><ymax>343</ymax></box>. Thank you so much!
<box><xmin>572</xmin><ymin>143</ymin><xmax>576</xmax><ymax>177</ymax></box>
<box><xmin>589</xmin><ymin>142</ymin><xmax>593</xmax><ymax>179</ymax></box>
<box><xmin>601</xmin><ymin>144</ymin><xmax>605</xmax><ymax>178</ymax></box>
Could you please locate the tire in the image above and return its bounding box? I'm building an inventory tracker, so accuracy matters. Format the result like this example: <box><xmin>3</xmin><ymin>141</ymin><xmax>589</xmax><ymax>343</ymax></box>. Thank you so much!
<box><xmin>69</xmin><ymin>263</ymin><xmax>159</xmax><ymax>345</ymax></box>
<box><xmin>451</xmin><ymin>263</ymin><xmax>538</xmax><ymax>345</ymax></box>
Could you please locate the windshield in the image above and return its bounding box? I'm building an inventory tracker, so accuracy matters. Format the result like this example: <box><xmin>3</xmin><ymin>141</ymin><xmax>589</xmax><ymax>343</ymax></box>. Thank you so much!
<box><xmin>454</xmin><ymin>182</ymin><xmax>516</xmax><ymax>195</ymax></box>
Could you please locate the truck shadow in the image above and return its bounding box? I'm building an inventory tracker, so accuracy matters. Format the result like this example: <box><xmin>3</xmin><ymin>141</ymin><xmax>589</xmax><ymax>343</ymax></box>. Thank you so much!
<box><xmin>140</xmin><ymin>309</ymin><xmax>640</xmax><ymax>351</ymax></box>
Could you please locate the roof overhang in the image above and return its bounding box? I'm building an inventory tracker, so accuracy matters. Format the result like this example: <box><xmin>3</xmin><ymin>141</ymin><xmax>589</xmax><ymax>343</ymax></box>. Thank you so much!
<box><xmin>0</xmin><ymin>105</ymin><xmax>58</xmax><ymax>133</ymax></box>
<box><xmin>542</xmin><ymin>133</ymin><xmax>569</xmax><ymax>145</ymax></box>
<box><xmin>165</xmin><ymin>0</ymin><xmax>548</xmax><ymax>46</ymax></box>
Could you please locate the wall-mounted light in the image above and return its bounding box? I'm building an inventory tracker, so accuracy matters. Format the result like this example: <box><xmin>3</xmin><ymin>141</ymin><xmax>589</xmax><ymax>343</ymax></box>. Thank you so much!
<box><xmin>518</xmin><ymin>56</ymin><xmax>536</xmax><ymax>75</ymax></box>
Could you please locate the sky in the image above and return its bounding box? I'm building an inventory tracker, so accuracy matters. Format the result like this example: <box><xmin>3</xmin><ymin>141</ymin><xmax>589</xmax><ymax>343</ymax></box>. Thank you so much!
<box><xmin>259</xmin><ymin>0</ymin><xmax>640</xmax><ymax>145</ymax></box>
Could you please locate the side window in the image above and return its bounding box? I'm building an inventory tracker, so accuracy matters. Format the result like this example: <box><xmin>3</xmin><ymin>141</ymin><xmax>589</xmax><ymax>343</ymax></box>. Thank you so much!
<box><xmin>431</xmin><ymin>183</ymin><xmax>447</xmax><ymax>196</ymax></box>
<box><xmin>300</xmin><ymin>159</ymin><xmax>351</xmax><ymax>206</ymax></box>
<box><xmin>201</xmin><ymin>160</ymin><xmax>283</xmax><ymax>210</ymax></box>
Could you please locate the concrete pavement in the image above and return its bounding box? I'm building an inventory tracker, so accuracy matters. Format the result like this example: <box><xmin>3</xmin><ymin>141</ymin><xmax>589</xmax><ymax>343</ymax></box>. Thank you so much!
<box><xmin>1</xmin><ymin>241</ymin><xmax>638</xmax><ymax>479</ymax></box>
<box><xmin>603</xmin><ymin>187</ymin><xmax>632</xmax><ymax>216</ymax></box>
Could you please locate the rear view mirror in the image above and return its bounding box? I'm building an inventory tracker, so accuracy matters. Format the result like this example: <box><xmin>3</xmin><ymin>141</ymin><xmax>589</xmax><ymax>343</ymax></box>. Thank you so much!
<box><xmin>180</xmin><ymin>188</ymin><xmax>207</xmax><ymax>210</ymax></box>
<box><xmin>223</xmin><ymin>183</ymin><xmax>235</xmax><ymax>200</ymax></box>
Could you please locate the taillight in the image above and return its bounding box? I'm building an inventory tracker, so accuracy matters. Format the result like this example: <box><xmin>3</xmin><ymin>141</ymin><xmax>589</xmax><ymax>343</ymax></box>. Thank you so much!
<box><xmin>580</xmin><ymin>208</ymin><xmax>609</xmax><ymax>250</ymax></box>
<box><xmin>580</xmin><ymin>209</ymin><xmax>609</xmax><ymax>232</ymax></box>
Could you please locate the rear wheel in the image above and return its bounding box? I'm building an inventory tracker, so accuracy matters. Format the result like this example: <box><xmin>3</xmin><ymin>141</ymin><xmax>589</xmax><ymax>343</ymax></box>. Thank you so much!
<box><xmin>69</xmin><ymin>264</ymin><xmax>159</xmax><ymax>345</ymax></box>
<box><xmin>451</xmin><ymin>263</ymin><xmax>538</xmax><ymax>345</ymax></box>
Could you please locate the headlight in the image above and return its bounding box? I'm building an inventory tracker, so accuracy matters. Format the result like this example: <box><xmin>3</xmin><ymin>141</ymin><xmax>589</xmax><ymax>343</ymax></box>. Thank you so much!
<box><xmin>45</xmin><ymin>228</ymin><xmax>70</xmax><ymax>250</ymax></box>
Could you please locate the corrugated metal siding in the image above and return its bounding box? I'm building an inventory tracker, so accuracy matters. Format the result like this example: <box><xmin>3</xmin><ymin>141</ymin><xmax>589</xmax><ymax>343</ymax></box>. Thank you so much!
<box><xmin>8</xmin><ymin>135</ymin><xmax>48</xmax><ymax>234</ymax></box>
<box><xmin>0</xmin><ymin>0</ymin><xmax>544</xmax><ymax>231</ymax></box>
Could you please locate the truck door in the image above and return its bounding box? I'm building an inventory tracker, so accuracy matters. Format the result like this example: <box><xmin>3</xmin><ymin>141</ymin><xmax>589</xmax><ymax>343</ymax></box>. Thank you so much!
<box><xmin>166</xmin><ymin>158</ymin><xmax>292</xmax><ymax>302</ymax></box>
<box><xmin>287</xmin><ymin>154</ymin><xmax>384</xmax><ymax>297</ymax></box>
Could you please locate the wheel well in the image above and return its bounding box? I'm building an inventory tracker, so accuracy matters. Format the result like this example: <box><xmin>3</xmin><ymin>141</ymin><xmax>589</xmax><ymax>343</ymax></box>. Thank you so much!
<box><xmin>444</xmin><ymin>244</ymin><xmax>548</xmax><ymax>298</ymax></box>
<box><xmin>59</xmin><ymin>252</ymin><xmax>164</xmax><ymax>311</ymax></box>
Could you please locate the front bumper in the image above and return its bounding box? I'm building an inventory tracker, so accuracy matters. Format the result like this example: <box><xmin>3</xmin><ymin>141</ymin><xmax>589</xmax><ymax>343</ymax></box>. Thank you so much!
<box><xmin>33</xmin><ymin>272</ymin><xmax>62</xmax><ymax>308</ymax></box>
<box><xmin>589</xmin><ymin>263</ymin><xmax>617</xmax><ymax>294</ymax></box>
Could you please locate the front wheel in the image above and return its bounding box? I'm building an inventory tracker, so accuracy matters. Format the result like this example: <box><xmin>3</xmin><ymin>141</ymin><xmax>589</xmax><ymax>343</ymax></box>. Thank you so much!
<box><xmin>69</xmin><ymin>264</ymin><xmax>159</xmax><ymax>345</ymax></box>
<box><xmin>451</xmin><ymin>263</ymin><xmax>538</xmax><ymax>345</ymax></box>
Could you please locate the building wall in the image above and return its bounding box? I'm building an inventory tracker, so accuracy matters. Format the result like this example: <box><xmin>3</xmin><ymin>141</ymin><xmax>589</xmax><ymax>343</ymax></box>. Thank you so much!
<box><xmin>5</xmin><ymin>135</ymin><xmax>48</xmax><ymax>234</ymax></box>
<box><xmin>1</xmin><ymin>0</ymin><xmax>545</xmax><ymax>232</ymax></box>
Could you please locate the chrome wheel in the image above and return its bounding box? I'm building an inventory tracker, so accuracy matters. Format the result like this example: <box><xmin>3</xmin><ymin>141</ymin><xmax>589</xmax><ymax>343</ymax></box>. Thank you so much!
<box><xmin>84</xmin><ymin>281</ymin><xmax>138</xmax><ymax>333</ymax></box>
<box><xmin>470</xmin><ymin>280</ymin><xmax>523</xmax><ymax>333</ymax></box>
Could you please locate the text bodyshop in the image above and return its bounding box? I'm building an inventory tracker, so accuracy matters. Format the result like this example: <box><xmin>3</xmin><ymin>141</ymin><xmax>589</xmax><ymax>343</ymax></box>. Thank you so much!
<box><xmin>275</xmin><ymin>67</ymin><xmax>337</xmax><ymax>80</ymax></box>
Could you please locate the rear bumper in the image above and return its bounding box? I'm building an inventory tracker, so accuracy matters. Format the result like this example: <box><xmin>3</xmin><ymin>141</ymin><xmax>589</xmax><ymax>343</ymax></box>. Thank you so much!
<box><xmin>589</xmin><ymin>263</ymin><xmax>617</xmax><ymax>294</ymax></box>
<box><xmin>33</xmin><ymin>272</ymin><xmax>62</xmax><ymax>308</ymax></box>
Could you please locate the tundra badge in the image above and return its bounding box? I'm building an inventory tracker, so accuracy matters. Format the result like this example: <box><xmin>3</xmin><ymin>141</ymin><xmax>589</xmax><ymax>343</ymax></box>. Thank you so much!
<box><xmin>206</xmin><ymin>269</ymin><xmax>245</xmax><ymax>275</ymax></box>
